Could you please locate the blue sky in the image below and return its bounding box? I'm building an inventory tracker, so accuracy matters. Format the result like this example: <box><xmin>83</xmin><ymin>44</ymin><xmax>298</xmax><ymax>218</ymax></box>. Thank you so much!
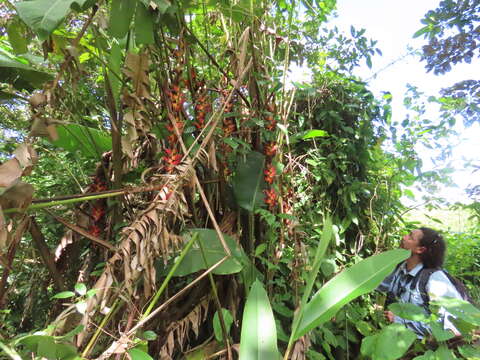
<box><xmin>326</xmin><ymin>0</ymin><xmax>479</xmax><ymax>203</ymax></box>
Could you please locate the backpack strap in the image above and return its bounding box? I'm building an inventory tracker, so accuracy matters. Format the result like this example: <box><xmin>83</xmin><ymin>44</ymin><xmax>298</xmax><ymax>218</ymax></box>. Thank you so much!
<box><xmin>409</xmin><ymin>267</ymin><xmax>440</xmax><ymax>313</ymax></box>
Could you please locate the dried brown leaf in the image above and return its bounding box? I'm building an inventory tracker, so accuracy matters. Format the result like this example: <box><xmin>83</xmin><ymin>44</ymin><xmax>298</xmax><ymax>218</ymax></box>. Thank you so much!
<box><xmin>0</xmin><ymin>158</ymin><xmax>22</xmax><ymax>189</ymax></box>
<box><xmin>0</xmin><ymin>182</ymin><xmax>34</xmax><ymax>211</ymax></box>
<box><xmin>13</xmin><ymin>143</ymin><xmax>38</xmax><ymax>176</ymax></box>
<box><xmin>237</xmin><ymin>27</ymin><xmax>250</xmax><ymax>78</ymax></box>
<box><xmin>123</xmin><ymin>52</ymin><xmax>151</xmax><ymax>100</ymax></box>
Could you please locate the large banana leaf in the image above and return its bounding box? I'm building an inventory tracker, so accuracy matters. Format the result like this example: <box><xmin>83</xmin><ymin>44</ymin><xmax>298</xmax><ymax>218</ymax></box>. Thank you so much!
<box><xmin>49</xmin><ymin>124</ymin><xmax>112</xmax><ymax>159</ymax></box>
<box><xmin>293</xmin><ymin>248</ymin><xmax>410</xmax><ymax>339</ymax></box>
<box><xmin>16</xmin><ymin>0</ymin><xmax>90</xmax><ymax>40</ymax></box>
<box><xmin>239</xmin><ymin>280</ymin><xmax>279</xmax><ymax>360</ymax></box>
<box><xmin>0</xmin><ymin>52</ymin><xmax>52</xmax><ymax>91</ymax></box>
<box><xmin>232</xmin><ymin>151</ymin><xmax>266</xmax><ymax>212</ymax></box>
<box><xmin>173</xmin><ymin>229</ymin><xmax>247</xmax><ymax>276</ymax></box>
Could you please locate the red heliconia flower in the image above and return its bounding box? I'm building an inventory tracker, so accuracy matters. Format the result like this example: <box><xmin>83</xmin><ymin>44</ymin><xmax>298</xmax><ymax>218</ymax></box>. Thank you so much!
<box><xmin>89</xmin><ymin>225</ymin><xmax>101</xmax><ymax>237</ymax></box>
<box><xmin>264</xmin><ymin>188</ymin><xmax>277</xmax><ymax>209</ymax></box>
<box><xmin>264</xmin><ymin>164</ymin><xmax>276</xmax><ymax>184</ymax></box>
<box><xmin>264</xmin><ymin>142</ymin><xmax>278</xmax><ymax>157</ymax></box>
<box><xmin>162</xmin><ymin>148</ymin><xmax>182</xmax><ymax>173</ymax></box>
<box><xmin>91</xmin><ymin>205</ymin><xmax>105</xmax><ymax>222</ymax></box>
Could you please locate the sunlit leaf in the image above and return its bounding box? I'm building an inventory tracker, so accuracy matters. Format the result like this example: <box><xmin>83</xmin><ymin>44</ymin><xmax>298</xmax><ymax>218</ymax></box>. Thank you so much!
<box><xmin>294</xmin><ymin>249</ymin><xmax>410</xmax><ymax>339</ymax></box>
<box><xmin>239</xmin><ymin>280</ymin><xmax>279</xmax><ymax>360</ymax></box>
<box><xmin>213</xmin><ymin>308</ymin><xmax>234</xmax><ymax>342</ymax></box>
<box><xmin>128</xmin><ymin>348</ymin><xmax>154</xmax><ymax>360</ymax></box>
<box><xmin>173</xmin><ymin>229</ymin><xmax>246</xmax><ymax>276</ymax></box>
<box><xmin>16</xmin><ymin>0</ymin><xmax>89</xmax><ymax>40</ymax></box>
<box><xmin>361</xmin><ymin>323</ymin><xmax>416</xmax><ymax>360</ymax></box>
<box><xmin>52</xmin><ymin>291</ymin><xmax>75</xmax><ymax>299</ymax></box>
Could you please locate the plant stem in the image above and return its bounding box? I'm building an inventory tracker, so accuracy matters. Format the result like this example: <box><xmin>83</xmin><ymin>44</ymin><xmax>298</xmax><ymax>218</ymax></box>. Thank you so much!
<box><xmin>142</xmin><ymin>232</ymin><xmax>199</xmax><ymax>318</ymax></box>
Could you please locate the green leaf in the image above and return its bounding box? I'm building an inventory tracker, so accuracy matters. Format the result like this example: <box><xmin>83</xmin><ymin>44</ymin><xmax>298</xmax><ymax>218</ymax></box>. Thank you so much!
<box><xmin>293</xmin><ymin>249</ymin><xmax>410</xmax><ymax>339</ymax></box>
<box><xmin>127</xmin><ymin>348</ymin><xmax>154</xmax><ymax>360</ymax></box>
<box><xmin>361</xmin><ymin>323</ymin><xmax>416</xmax><ymax>360</ymax></box>
<box><xmin>213</xmin><ymin>308</ymin><xmax>234</xmax><ymax>342</ymax></box>
<box><xmin>0</xmin><ymin>52</ymin><xmax>53</xmax><ymax>91</ymax></box>
<box><xmin>173</xmin><ymin>229</ymin><xmax>245</xmax><ymax>276</ymax></box>
<box><xmin>107</xmin><ymin>41</ymin><xmax>122</xmax><ymax>109</ymax></box>
<box><xmin>75</xmin><ymin>301</ymin><xmax>87</xmax><ymax>314</ymax></box>
<box><xmin>239</xmin><ymin>280</ymin><xmax>279</xmax><ymax>360</ymax></box>
<box><xmin>412</xmin><ymin>350</ymin><xmax>436</xmax><ymax>360</ymax></box>
<box><xmin>109</xmin><ymin>0</ymin><xmax>135</xmax><ymax>39</ymax></box>
<box><xmin>37</xmin><ymin>336</ymin><xmax>57</xmax><ymax>359</ymax></box>
<box><xmin>55</xmin><ymin>343</ymin><xmax>78</xmax><ymax>359</ymax></box>
<box><xmin>0</xmin><ymin>339</ymin><xmax>22</xmax><ymax>360</ymax></box>
<box><xmin>302</xmin><ymin>130</ymin><xmax>328</xmax><ymax>139</ymax></box>
<box><xmin>458</xmin><ymin>344</ymin><xmax>480</xmax><ymax>359</ymax></box>
<box><xmin>74</xmin><ymin>283</ymin><xmax>87</xmax><ymax>296</ymax></box>
<box><xmin>232</xmin><ymin>151</ymin><xmax>266</xmax><ymax>212</ymax></box>
<box><xmin>7</xmin><ymin>19</ymin><xmax>28</xmax><ymax>55</ymax></box>
<box><xmin>52</xmin><ymin>291</ymin><xmax>76</xmax><ymax>299</ymax></box>
<box><xmin>430</xmin><ymin>321</ymin><xmax>455</xmax><ymax>342</ymax></box>
<box><xmin>291</xmin><ymin>217</ymin><xmax>333</xmax><ymax>344</ymax></box>
<box><xmin>49</xmin><ymin>123</ymin><xmax>112</xmax><ymax>158</ymax></box>
<box><xmin>16</xmin><ymin>0</ymin><xmax>88</xmax><ymax>40</ymax></box>
<box><xmin>389</xmin><ymin>302</ymin><xmax>429</xmax><ymax>322</ymax></box>
<box><xmin>431</xmin><ymin>297</ymin><xmax>480</xmax><ymax>326</ymax></box>
<box><xmin>134</xmin><ymin>3</ymin><xmax>154</xmax><ymax>45</ymax></box>
<box><xmin>141</xmin><ymin>330</ymin><xmax>157</xmax><ymax>341</ymax></box>
<box><xmin>434</xmin><ymin>344</ymin><xmax>457</xmax><ymax>360</ymax></box>
<box><xmin>255</xmin><ymin>243</ymin><xmax>267</xmax><ymax>256</ymax></box>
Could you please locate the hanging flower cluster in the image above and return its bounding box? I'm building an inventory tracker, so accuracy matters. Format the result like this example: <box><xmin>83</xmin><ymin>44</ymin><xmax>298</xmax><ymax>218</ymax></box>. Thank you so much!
<box><xmin>88</xmin><ymin>175</ymin><xmax>107</xmax><ymax>237</ymax></box>
<box><xmin>191</xmin><ymin>69</ymin><xmax>211</xmax><ymax>130</ymax></box>
<box><xmin>220</xmin><ymin>88</ymin><xmax>237</xmax><ymax>178</ymax></box>
<box><xmin>263</xmin><ymin>102</ymin><xmax>278</xmax><ymax>210</ymax></box>
<box><xmin>163</xmin><ymin>43</ymin><xmax>186</xmax><ymax>174</ymax></box>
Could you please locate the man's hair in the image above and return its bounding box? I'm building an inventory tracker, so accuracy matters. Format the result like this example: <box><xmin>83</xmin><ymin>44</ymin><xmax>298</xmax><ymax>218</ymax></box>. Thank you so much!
<box><xmin>418</xmin><ymin>227</ymin><xmax>446</xmax><ymax>268</ymax></box>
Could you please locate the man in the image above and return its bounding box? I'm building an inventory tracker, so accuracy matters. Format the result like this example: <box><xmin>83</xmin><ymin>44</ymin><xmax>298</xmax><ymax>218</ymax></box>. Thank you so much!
<box><xmin>378</xmin><ymin>227</ymin><xmax>463</xmax><ymax>337</ymax></box>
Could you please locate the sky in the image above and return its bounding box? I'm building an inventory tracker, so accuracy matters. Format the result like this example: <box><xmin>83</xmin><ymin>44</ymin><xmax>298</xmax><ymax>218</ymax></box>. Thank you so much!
<box><xmin>322</xmin><ymin>0</ymin><xmax>479</xmax><ymax>204</ymax></box>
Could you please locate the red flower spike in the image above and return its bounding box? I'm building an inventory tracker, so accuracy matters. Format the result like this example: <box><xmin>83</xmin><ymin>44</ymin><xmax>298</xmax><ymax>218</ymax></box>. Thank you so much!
<box><xmin>264</xmin><ymin>164</ymin><xmax>276</xmax><ymax>184</ymax></box>
<box><xmin>91</xmin><ymin>206</ymin><xmax>105</xmax><ymax>222</ymax></box>
<box><xmin>89</xmin><ymin>225</ymin><xmax>102</xmax><ymax>237</ymax></box>
<box><xmin>264</xmin><ymin>142</ymin><xmax>278</xmax><ymax>157</ymax></box>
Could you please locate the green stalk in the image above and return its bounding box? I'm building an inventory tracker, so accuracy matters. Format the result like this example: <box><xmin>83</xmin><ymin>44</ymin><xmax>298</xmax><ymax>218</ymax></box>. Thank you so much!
<box><xmin>81</xmin><ymin>297</ymin><xmax>123</xmax><ymax>358</ymax></box>
<box><xmin>284</xmin><ymin>216</ymin><xmax>333</xmax><ymax>359</ymax></box>
<box><xmin>198</xmin><ymin>239</ymin><xmax>232</xmax><ymax>359</ymax></box>
<box><xmin>142</xmin><ymin>232</ymin><xmax>199</xmax><ymax>318</ymax></box>
<box><xmin>3</xmin><ymin>190</ymin><xmax>126</xmax><ymax>214</ymax></box>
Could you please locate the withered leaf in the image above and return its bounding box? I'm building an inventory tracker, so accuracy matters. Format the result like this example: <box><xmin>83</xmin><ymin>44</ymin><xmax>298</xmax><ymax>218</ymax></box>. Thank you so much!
<box><xmin>13</xmin><ymin>143</ymin><xmax>38</xmax><ymax>176</ymax></box>
<box><xmin>0</xmin><ymin>158</ymin><xmax>22</xmax><ymax>189</ymax></box>
<box><xmin>123</xmin><ymin>52</ymin><xmax>151</xmax><ymax>99</ymax></box>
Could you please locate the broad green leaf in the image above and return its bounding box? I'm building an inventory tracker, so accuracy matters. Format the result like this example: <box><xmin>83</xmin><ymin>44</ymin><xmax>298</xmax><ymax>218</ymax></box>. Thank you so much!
<box><xmin>173</xmin><ymin>229</ymin><xmax>245</xmax><ymax>276</ymax></box>
<box><xmin>135</xmin><ymin>3</ymin><xmax>154</xmax><ymax>45</ymax></box>
<box><xmin>128</xmin><ymin>348</ymin><xmax>154</xmax><ymax>360</ymax></box>
<box><xmin>412</xmin><ymin>350</ymin><xmax>436</xmax><ymax>360</ymax></box>
<box><xmin>290</xmin><ymin>217</ymin><xmax>333</xmax><ymax>347</ymax></box>
<box><xmin>239</xmin><ymin>280</ymin><xmax>279</xmax><ymax>360</ymax></box>
<box><xmin>293</xmin><ymin>249</ymin><xmax>410</xmax><ymax>339</ymax></box>
<box><xmin>141</xmin><ymin>330</ymin><xmax>157</xmax><ymax>341</ymax></box>
<box><xmin>55</xmin><ymin>343</ymin><xmax>78</xmax><ymax>359</ymax></box>
<box><xmin>458</xmin><ymin>344</ymin><xmax>480</xmax><ymax>359</ymax></box>
<box><xmin>0</xmin><ymin>52</ymin><xmax>53</xmax><ymax>91</ymax></box>
<box><xmin>302</xmin><ymin>130</ymin><xmax>328</xmax><ymax>139</ymax></box>
<box><xmin>52</xmin><ymin>291</ymin><xmax>75</xmax><ymax>299</ymax></box>
<box><xmin>74</xmin><ymin>283</ymin><xmax>87</xmax><ymax>296</ymax></box>
<box><xmin>7</xmin><ymin>19</ymin><xmax>28</xmax><ymax>55</ymax></box>
<box><xmin>389</xmin><ymin>302</ymin><xmax>429</xmax><ymax>322</ymax></box>
<box><xmin>434</xmin><ymin>344</ymin><xmax>457</xmax><ymax>360</ymax></box>
<box><xmin>430</xmin><ymin>321</ymin><xmax>455</xmax><ymax>342</ymax></box>
<box><xmin>16</xmin><ymin>0</ymin><xmax>89</xmax><ymax>40</ymax></box>
<box><xmin>232</xmin><ymin>151</ymin><xmax>266</xmax><ymax>212</ymax></box>
<box><xmin>361</xmin><ymin>323</ymin><xmax>416</xmax><ymax>360</ymax></box>
<box><xmin>109</xmin><ymin>0</ymin><xmax>135</xmax><ymax>39</ymax></box>
<box><xmin>49</xmin><ymin>124</ymin><xmax>112</xmax><ymax>159</ymax></box>
<box><xmin>213</xmin><ymin>308</ymin><xmax>234</xmax><ymax>342</ymax></box>
<box><xmin>37</xmin><ymin>336</ymin><xmax>57</xmax><ymax>359</ymax></box>
<box><xmin>431</xmin><ymin>297</ymin><xmax>480</xmax><ymax>326</ymax></box>
<box><xmin>107</xmin><ymin>41</ymin><xmax>122</xmax><ymax>109</ymax></box>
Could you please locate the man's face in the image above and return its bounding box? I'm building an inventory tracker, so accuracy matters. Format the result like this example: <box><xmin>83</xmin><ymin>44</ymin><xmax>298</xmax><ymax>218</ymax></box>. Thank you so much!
<box><xmin>400</xmin><ymin>229</ymin><xmax>425</xmax><ymax>254</ymax></box>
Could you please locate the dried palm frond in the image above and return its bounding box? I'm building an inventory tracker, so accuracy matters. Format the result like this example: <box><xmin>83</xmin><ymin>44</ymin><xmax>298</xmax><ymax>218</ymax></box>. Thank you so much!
<box><xmin>159</xmin><ymin>297</ymin><xmax>211</xmax><ymax>359</ymax></box>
